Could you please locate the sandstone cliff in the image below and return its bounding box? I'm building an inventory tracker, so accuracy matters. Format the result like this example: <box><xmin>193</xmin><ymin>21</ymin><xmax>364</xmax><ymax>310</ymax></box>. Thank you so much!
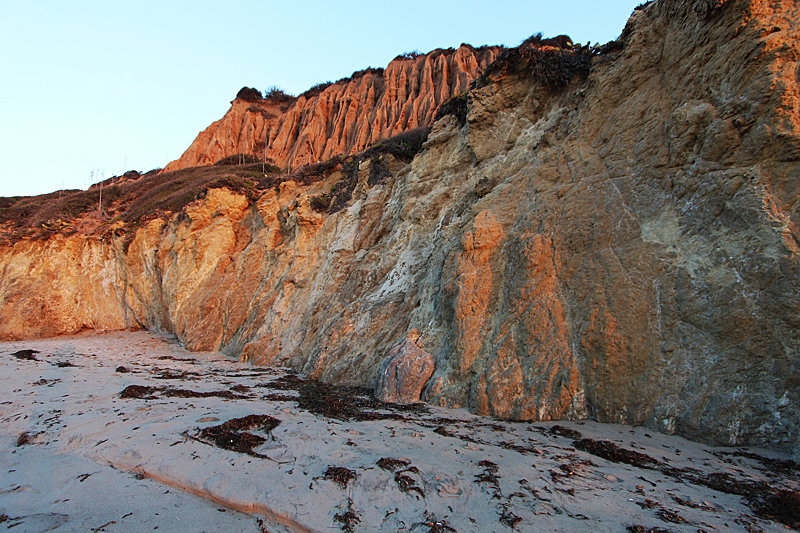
<box><xmin>164</xmin><ymin>45</ymin><xmax>501</xmax><ymax>172</ymax></box>
<box><xmin>1</xmin><ymin>0</ymin><xmax>798</xmax><ymax>458</ymax></box>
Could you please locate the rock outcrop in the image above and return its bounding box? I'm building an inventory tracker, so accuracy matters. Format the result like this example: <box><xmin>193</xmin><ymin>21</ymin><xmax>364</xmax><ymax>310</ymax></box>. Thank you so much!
<box><xmin>375</xmin><ymin>329</ymin><xmax>435</xmax><ymax>404</ymax></box>
<box><xmin>1</xmin><ymin>0</ymin><xmax>798</xmax><ymax>458</ymax></box>
<box><xmin>164</xmin><ymin>45</ymin><xmax>501</xmax><ymax>172</ymax></box>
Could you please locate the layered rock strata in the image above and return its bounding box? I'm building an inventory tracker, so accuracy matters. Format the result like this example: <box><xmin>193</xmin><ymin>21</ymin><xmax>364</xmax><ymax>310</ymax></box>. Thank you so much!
<box><xmin>164</xmin><ymin>45</ymin><xmax>501</xmax><ymax>172</ymax></box>
<box><xmin>1</xmin><ymin>0</ymin><xmax>798</xmax><ymax>457</ymax></box>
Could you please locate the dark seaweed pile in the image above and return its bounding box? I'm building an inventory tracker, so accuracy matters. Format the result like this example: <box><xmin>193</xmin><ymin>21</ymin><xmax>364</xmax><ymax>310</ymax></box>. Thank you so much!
<box><xmin>196</xmin><ymin>414</ymin><xmax>280</xmax><ymax>457</ymax></box>
<box><xmin>260</xmin><ymin>374</ymin><xmax>427</xmax><ymax>421</ymax></box>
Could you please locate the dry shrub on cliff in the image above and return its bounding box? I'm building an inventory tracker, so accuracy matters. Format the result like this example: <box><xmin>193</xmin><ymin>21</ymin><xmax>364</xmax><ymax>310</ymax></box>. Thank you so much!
<box><xmin>264</xmin><ymin>86</ymin><xmax>294</xmax><ymax>103</ymax></box>
<box><xmin>434</xmin><ymin>93</ymin><xmax>468</xmax><ymax>126</ymax></box>
<box><xmin>214</xmin><ymin>153</ymin><xmax>261</xmax><ymax>166</ymax></box>
<box><xmin>335</xmin><ymin>67</ymin><xmax>385</xmax><ymax>85</ymax></box>
<box><xmin>362</xmin><ymin>127</ymin><xmax>431</xmax><ymax>162</ymax></box>
<box><xmin>121</xmin><ymin>170</ymin><xmax>264</xmax><ymax>227</ymax></box>
<box><xmin>472</xmin><ymin>35</ymin><xmax>591</xmax><ymax>90</ymax></box>
<box><xmin>394</xmin><ymin>51</ymin><xmax>422</xmax><ymax>61</ymax></box>
<box><xmin>300</xmin><ymin>81</ymin><xmax>333</xmax><ymax>99</ymax></box>
<box><xmin>329</xmin><ymin>156</ymin><xmax>360</xmax><ymax>213</ymax></box>
<box><xmin>286</xmin><ymin>155</ymin><xmax>344</xmax><ymax>186</ymax></box>
<box><xmin>235</xmin><ymin>87</ymin><xmax>263</xmax><ymax>102</ymax></box>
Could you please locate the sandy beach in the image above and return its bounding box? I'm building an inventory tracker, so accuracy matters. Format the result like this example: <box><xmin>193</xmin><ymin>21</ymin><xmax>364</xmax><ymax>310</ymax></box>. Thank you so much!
<box><xmin>1</xmin><ymin>331</ymin><xmax>797</xmax><ymax>532</ymax></box>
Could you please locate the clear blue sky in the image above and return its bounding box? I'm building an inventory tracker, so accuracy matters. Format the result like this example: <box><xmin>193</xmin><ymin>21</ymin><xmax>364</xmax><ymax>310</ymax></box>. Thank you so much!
<box><xmin>0</xmin><ymin>0</ymin><xmax>641</xmax><ymax>198</ymax></box>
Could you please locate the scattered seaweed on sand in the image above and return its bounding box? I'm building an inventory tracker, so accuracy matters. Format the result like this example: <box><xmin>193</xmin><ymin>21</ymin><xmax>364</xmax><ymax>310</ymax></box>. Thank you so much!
<box><xmin>474</xmin><ymin>460</ymin><xmax>502</xmax><ymax>498</ymax></box>
<box><xmin>53</xmin><ymin>361</ymin><xmax>77</xmax><ymax>368</ymax></box>
<box><xmin>156</xmin><ymin>355</ymin><xmax>198</xmax><ymax>364</ymax></box>
<box><xmin>153</xmin><ymin>369</ymin><xmax>201</xmax><ymax>380</ymax></box>
<box><xmin>196</xmin><ymin>414</ymin><xmax>280</xmax><ymax>457</ymax></box>
<box><xmin>377</xmin><ymin>457</ymin><xmax>411</xmax><ymax>472</ymax></box>
<box><xmin>119</xmin><ymin>384</ymin><xmax>249</xmax><ymax>400</ymax></box>
<box><xmin>669</xmin><ymin>495</ymin><xmax>715</xmax><ymax>511</ymax></box>
<box><xmin>547</xmin><ymin>425</ymin><xmax>583</xmax><ymax>439</ymax></box>
<box><xmin>12</xmin><ymin>349</ymin><xmax>39</xmax><ymax>361</ymax></box>
<box><xmin>626</xmin><ymin>527</ymin><xmax>674</xmax><ymax>533</ymax></box>
<box><xmin>573</xmin><ymin>438</ymin><xmax>664</xmax><ymax>468</ymax></box>
<box><xmin>715</xmin><ymin>450</ymin><xmax>800</xmax><ymax>477</ymax></box>
<box><xmin>394</xmin><ymin>470</ymin><xmax>425</xmax><ymax>498</ymax></box>
<box><xmin>321</xmin><ymin>466</ymin><xmax>357</xmax><ymax>489</ymax></box>
<box><xmin>333</xmin><ymin>498</ymin><xmax>360</xmax><ymax>532</ymax></box>
<box><xmin>574</xmin><ymin>438</ymin><xmax>800</xmax><ymax>529</ymax></box>
<box><xmin>161</xmin><ymin>388</ymin><xmax>249</xmax><ymax>399</ymax></box>
<box><xmin>119</xmin><ymin>385</ymin><xmax>158</xmax><ymax>399</ymax></box>
<box><xmin>498</xmin><ymin>504</ymin><xmax>522</xmax><ymax>529</ymax></box>
<box><xmin>431</xmin><ymin>421</ymin><xmax>486</xmax><ymax>445</ymax></box>
<box><xmin>421</xmin><ymin>512</ymin><xmax>457</xmax><ymax>533</ymax></box>
<box><xmin>499</xmin><ymin>440</ymin><xmax>541</xmax><ymax>455</ymax></box>
<box><xmin>655</xmin><ymin>508</ymin><xmax>685</xmax><ymax>524</ymax></box>
<box><xmin>751</xmin><ymin>489</ymin><xmax>800</xmax><ymax>528</ymax></box>
<box><xmin>261</xmin><ymin>374</ymin><xmax>427</xmax><ymax>421</ymax></box>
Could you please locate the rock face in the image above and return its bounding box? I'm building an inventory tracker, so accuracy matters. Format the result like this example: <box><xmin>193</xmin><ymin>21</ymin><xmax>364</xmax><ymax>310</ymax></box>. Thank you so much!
<box><xmin>164</xmin><ymin>45</ymin><xmax>501</xmax><ymax>172</ymax></box>
<box><xmin>375</xmin><ymin>329</ymin><xmax>435</xmax><ymax>404</ymax></box>
<box><xmin>1</xmin><ymin>0</ymin><xmax>799</xmax><ymax>458</ymax></box>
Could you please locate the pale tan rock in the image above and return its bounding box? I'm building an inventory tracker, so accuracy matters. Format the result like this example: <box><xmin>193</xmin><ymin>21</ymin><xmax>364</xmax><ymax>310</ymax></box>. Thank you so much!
<box><xmin>375</xmin><ymin>329</ymin><xmax>435</xmax><ymax>404</ymax></box>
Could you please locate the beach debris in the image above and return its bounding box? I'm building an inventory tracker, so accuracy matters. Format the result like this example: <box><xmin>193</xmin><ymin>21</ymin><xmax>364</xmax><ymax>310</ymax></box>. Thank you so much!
<box><xmin>119</xmin><ymin>385</ymin><xmax>158</xmax><ymax>399</ymax></box>
<box><xmin>574</xmin><ymin>438</ymin><xmax>800</xmax><ymax>529</ymax></box>
<box><xmin>626</xmin><ymin>527</ymin><xmax>674</xmax><ymax>533</ymax></box>
<box><xmin>53</xmin><ymin>360</ymin><xmax>77</xmax><ymax>367</ymax></box>
<box><xmin>394</xmin><ymin>468</ymin><xmax>425</xmax><ymax>498</ymax></box>
<box><xmin>156</xmin><ymin>355</ymin><xmax>198</xmax><ymax>364</ymax></box>
<box><xmin>333</xmin><ymin>498</ymin><xmax>360</xmax><ymax>532</ymax></box>
<box><xmin>161</xmin><ymin>388</ymin><xmax>249</xmax><ymax>399</ymax></box>
<box><xmin>115</xmin><ymin>366</ymin><xmax>129</xmax><ymax>373</ymax></box>
<box><xmin>31</xmin><ymin>378</ymin><xmax>60</xmax><ymax>387</ymax></box>
<box><xmin>12</xmin><ymin>349</ymin><xmax>39</xmax><ymax>361</ymax></box>
<box><xmin>547</xmin><ymin>425</ymin><xmax>583</xmax><ymax>440</ymax></box>
<box><xmin>152</xmin><ymin>369</ymin><xmax>201</xmax><ymax>380</ymax></box>
<box><xmin>498</xmin><ymin>504</ymin><xmax>522</xmax><ymax>529</ymax></box>
<box><xmin>655</xmin><ymin>508</ymin><xmax>685</xmax><ymax>524</ymax></box>
<box><xmin>195</xmin><ymin>414</ymin><xmax>280</xmax><ymax>457</ymax></box>
<box><xmin>420</xmin><ymin>512</ymin><xmax>457</xmax><ymax>532</ymax></box>
<box><xmin>321</xmin><ymin>466</ymin><xmax>356</xmax><ymax>489</ymax></box>
<box><xmin>261</xmin><ymin>373</ymin><xmax>427</xmax><ymax>421</ymax></box>
<box><xmin>118</xmin><ymin>384</ymin><xmax>250</xmax><ymax>400</ymax></box>
<box><xmin>377</xmin><ymin>457</ymin><xmax>411</xmax><ymax>472</ymax></box>
<box><xmin>573</xmin><ymin>438</ymin><xmax>663</xmax><ymax>468</ymax></box>
<box><xmin>16</xmin><ymin>432</ymin><xmax>34</xmax><ymax>446</ymax></box>
<box><xmin>474</xmin><ymin>460</ymin><xmax>502</xmax><ymax>499</ymax></box>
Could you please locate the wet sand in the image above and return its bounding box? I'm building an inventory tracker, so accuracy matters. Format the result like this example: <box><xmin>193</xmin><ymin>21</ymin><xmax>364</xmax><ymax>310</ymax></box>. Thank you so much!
<box><xmin>1</xmin><ymin>331</ymin><xmax>797</xmax><ymax>532</ymax></box>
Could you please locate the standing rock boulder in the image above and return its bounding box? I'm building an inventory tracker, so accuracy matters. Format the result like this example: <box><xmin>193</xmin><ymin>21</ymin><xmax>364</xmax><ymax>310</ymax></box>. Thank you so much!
<box><xmin>375</xmin><ymin>330</ymin><xmax>434</xmax><ymax>404</ymax></box>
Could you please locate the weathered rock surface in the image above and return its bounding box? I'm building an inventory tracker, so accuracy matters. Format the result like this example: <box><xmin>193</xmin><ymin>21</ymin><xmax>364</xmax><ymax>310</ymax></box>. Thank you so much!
<box><xmin>164</xmin><ymin>45</ymin><xmax>500</xmax><ymax>172</ymax></box>
<box><xmin>1</xmin><ymin>0</ymin><xmax>799</xmax><ymax>458</ymax></box>
<box><xmin>375</xmin><ymin>329</ymin><xmax>435</xmax><ymax>404</ymax></box>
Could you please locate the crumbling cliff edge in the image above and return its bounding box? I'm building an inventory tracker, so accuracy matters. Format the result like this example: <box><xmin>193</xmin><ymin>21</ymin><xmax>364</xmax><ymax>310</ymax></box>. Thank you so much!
<box><xmin>1</xmin><ymin>0</ymin><xmax>798</xmax><ymax>457</ymax></box>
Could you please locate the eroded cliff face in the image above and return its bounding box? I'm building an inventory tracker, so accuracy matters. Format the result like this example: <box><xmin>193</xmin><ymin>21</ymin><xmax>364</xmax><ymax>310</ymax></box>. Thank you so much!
<box><xmin>1</xmin><ymin>0</ymin><xmax>798</xmax><ymax>456</ymax></box>
<box><xmin>164</xmin><ymin>45</ymin><xmax>501</xmax><ymax>172</ymax></box>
